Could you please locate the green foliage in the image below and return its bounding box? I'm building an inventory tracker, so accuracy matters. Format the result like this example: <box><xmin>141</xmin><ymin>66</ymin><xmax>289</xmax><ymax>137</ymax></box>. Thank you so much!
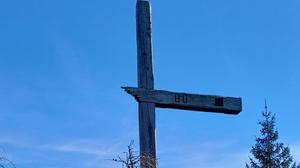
<box><xmin>246</xmin><ymin>104</ymin><xmax>299</xmax><ymax>168</ymax></box>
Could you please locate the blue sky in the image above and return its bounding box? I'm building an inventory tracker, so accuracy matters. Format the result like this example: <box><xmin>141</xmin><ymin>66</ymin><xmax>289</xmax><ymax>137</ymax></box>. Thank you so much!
<box><xmin>0</xmin><ymin>0</ymin><xmax>300</xmax><ymax>167</ymax></box>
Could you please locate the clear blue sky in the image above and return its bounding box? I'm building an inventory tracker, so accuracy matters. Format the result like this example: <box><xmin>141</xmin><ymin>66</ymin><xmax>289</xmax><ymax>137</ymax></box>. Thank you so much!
<box><xmin>0</xmin><ymin>0</ymin><xmax>300</xmax><ymax>167</ymax></box>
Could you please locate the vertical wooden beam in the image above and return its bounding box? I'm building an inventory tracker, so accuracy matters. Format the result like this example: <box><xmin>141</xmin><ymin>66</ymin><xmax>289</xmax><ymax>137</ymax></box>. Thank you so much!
<box><xmin>136</xmin><ymin>0</ymin><xmax>156</xmax><ymax>167</ymax></box>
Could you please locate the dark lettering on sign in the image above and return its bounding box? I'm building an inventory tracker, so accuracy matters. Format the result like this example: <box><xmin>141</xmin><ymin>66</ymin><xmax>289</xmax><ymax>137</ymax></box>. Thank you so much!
<box><xmin>215</xmin><ymin>97</ymin><xmax>224</xmax><ymax>107</ymax></box>
<box><xmin>175</xmin><ymin>94</ymin><xmax>188</xmax><ymax>104</ymax></box>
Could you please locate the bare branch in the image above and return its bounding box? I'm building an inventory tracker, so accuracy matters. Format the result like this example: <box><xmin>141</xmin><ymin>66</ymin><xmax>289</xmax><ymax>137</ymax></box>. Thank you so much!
<box><xmin>112</xmin><ymin>141</ymin><xmax>158</xmax><ymax>168</ymax></box>
<box><xmin>0</xmin><ymin>156</ymin><xmax>16</xmax><ymax>168</ymax></box>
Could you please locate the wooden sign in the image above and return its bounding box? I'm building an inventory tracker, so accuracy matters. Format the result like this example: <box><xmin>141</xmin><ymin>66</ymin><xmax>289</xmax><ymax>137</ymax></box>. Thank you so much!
<box><xmin>122</xmin><ymin>87</ymin><xmax>242</xmax><ymax>115</ymax></box>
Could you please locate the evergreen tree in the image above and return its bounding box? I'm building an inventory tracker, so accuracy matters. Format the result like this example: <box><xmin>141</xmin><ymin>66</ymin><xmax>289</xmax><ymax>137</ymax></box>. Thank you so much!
<box><xmin>246</xmin><ymin>102</ymin><xmax>299</xmax><ymax>168</ymax></box>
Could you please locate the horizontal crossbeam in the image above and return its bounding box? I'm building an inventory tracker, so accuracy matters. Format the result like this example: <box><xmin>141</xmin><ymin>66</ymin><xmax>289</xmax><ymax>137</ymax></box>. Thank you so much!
<box><xmin>122</xmin><ymin>87</ymin><xmax>242</xmax><ymax>115</ymax></box>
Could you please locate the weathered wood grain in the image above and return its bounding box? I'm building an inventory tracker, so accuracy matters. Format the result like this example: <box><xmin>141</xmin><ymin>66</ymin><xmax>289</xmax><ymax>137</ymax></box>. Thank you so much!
<box><xmin>136</xmin><ymin>0</ymin><xmax>156</xmax><ymax>166</ymax></box>
<box><xmin>122</xmin><ymin>1</ymin><xmax>243</xmax><ymax>167</ymax></box>
<box><xmin>122</xmin><ymin>87</ymin><xmax>242</xmax><ymax>115</ymax></box>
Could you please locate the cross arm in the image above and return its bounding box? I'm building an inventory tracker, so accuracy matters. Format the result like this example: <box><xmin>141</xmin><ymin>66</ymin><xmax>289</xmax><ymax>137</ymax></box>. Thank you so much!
<box><xmin>122</xmin><ymin>87</ymin><xmax>242</xmax><ymax>115</ymax></box>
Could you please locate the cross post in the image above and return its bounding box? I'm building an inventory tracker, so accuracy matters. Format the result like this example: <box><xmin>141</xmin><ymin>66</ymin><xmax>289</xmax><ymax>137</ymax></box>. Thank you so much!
<box><xmin>136</xmin><ymin>0</ymin><xmax>157</xmax><ymax>167</ymax></box>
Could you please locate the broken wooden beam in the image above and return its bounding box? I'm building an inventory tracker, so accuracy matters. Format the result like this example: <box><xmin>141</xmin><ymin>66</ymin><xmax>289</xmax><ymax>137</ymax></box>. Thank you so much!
<box><xmin>122</xmin><ymin>87</ymin><xmax>242</xmax><ymax>115</ymax></box>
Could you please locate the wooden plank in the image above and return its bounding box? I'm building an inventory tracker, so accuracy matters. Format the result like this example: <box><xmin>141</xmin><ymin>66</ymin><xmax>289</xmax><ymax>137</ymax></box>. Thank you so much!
<box><xmin>136</xmin><ymin>0</ymin><xmax>157</xmax><ymax>166</ymax></box>
<box><xmin>122</xmin><ymin>87</ymin><xmax>242</xmax><ymax>115</ymax></box>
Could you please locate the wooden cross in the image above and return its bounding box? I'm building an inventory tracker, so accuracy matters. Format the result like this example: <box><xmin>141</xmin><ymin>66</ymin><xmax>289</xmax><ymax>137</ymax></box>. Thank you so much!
<box><xmin>122</xmin><ymin>0</ymin><xmax>242</xmax><ymax>167</ymax></box>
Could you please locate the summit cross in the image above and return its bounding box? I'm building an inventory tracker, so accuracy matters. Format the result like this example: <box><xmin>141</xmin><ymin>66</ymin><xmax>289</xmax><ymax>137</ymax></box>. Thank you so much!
<box><xmin>122</xmin><ymin>0</ymin><xmax>243</xmax><ymax>167</ymax></box>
